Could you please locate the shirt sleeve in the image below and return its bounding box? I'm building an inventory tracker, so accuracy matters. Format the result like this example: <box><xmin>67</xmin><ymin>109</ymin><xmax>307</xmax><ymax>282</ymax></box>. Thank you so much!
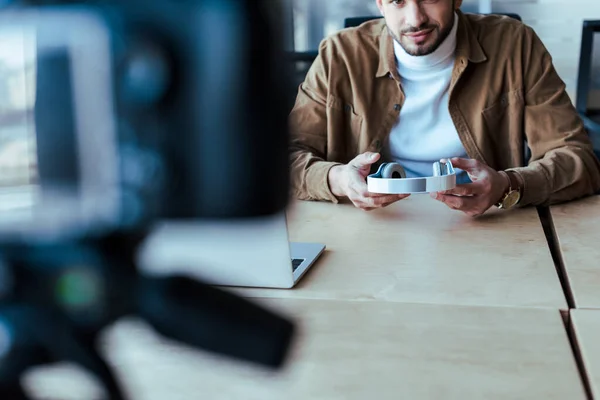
<box><xmin>289</xmin><ymin>38</ymin><xmax>343</xmax><ymax>203</ymax></box>
<box><xmin>507</xmin><ymin>25</ymin><xmax>600</xmax><ymax>206</ymax></box>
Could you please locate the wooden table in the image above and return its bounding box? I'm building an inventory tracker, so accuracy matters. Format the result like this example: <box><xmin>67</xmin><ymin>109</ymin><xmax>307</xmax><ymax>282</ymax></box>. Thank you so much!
<box><xmin>549</xmin><ymin>195</ymin><xmax>600</xmax><ymax>308</ymax></box>
<box><xmin>235</xmin><ymin>197</ymin><xmax>565</xmax><ymax>310</ymax></box>
<box><xmin>571</xmin><ymin>309</ymin><xmax>600</xmax><ymax>399</ymax></box>
<box><xmin>25</xmin><ymin>300</ymin><xmax>586</xmax><ymax>400</ymax></box>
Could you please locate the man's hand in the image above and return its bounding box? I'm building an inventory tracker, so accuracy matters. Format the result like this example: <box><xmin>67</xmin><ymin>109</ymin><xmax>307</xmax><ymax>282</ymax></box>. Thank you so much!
<box><xmin>328</xmin><ymin>152</ymin><xmax>409</xmax><ymax>211</ymax></box>
<box><xmin>430</xmin><ymin>157</ymin><xmax>509</xmax><ymax>217</ymax></box>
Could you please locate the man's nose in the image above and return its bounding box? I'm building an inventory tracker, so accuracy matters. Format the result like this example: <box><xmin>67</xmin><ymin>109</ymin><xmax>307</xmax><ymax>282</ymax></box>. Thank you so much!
<box><xmin>404</xmin><ymin>1</ymin><xmax>428</xmax><ymax>29</ymax></box>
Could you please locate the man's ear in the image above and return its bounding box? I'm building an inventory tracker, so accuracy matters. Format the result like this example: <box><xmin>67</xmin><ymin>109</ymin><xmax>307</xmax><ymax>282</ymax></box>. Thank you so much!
<box><xmin>454</xmin><ymin>0</ymin><xmax>463</xmax><ymax>9</ymax></box>
<box><xmin>375</xmin><ymin>0</ymin><xmax>385</xmax><ymax>16</ymax></box>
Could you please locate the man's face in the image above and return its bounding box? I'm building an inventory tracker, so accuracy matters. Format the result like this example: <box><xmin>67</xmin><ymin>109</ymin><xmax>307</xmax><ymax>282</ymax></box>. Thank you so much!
<box><xmin>376</xmin><ymin>0</ymin><xmax>462</xmax><ymax>56</ymax></box>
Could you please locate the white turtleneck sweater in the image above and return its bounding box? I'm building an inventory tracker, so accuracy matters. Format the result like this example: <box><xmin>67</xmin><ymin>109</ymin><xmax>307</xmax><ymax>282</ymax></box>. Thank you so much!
<box><xmin>385</xmin><ymin>13</ymin><xmax>467</xmax><ymax>179</ymax></box>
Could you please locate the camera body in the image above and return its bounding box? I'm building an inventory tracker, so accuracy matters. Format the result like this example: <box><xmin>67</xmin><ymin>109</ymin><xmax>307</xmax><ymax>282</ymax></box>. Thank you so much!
<box><xmin>0</xmin><ymin>0</ymin><xmax>290</xmax><ymax>241</ymax></box>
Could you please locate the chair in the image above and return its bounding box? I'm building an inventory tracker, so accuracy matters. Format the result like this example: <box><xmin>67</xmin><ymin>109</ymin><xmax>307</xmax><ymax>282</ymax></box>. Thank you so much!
<box><xmin>285</xmin><ymin>51</ymin><xmax>317</xmax><ymax>111</ymax></box>
<box><xmin>576</xmin><ymin>20</ymin><xmax>600</xmax><ymax>155</ymax></box>
<box><xmin>344</xmin><ymin>13</ymin><xmax>522</xmax><ymax>28</ymax></box>
<box><xmin>344</xmin><ymin>16</ymin><xmax>380</xmax><ymax>28</ymax></box>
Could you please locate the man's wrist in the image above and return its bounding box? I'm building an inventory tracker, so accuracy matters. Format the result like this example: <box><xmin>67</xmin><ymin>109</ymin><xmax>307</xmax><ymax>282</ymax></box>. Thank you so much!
<box><xmin>507</xmin><ymin>170</ymin><xmax>524</xmax><ymax>194</ymax></box>
<box><xmin>327</xmin><ymin>165</ymin><xmax>346</xmax><ymax>198</ymax></box>
<box><xmin>499</xmin><ymin>171</ymin><xmax>511</xmax><ymax>191</ymax></box>
<box><xmin>497</xmin><ymin>171</ymin><xmax>511</xmax><ymax>202</ymax></box>
<box><xmin>496</xmin><ymin>170</ymin><xmax>523</xmax><ymax>208</ymax></box>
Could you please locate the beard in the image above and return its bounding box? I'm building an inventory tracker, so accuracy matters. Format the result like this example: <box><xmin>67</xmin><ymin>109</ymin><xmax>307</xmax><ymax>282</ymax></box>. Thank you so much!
<box><xmin>390</xmin><ymin>18</ymin><xmax>454</xmax><ymax>56</ymax></box>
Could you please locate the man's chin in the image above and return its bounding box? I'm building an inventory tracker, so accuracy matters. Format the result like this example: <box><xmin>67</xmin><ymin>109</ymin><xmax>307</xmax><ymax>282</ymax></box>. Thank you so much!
<box><xmin>400</xmin><ymin>42</ymin><xmax>437</xmax><ymax>57</ymax></box>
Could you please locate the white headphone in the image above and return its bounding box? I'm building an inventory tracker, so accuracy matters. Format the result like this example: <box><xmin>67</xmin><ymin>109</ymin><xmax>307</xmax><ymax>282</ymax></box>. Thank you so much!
<box><xmin>367</xmin><ymin>159</ymin><xmax>457</xmax><ymax>194</ymax></box>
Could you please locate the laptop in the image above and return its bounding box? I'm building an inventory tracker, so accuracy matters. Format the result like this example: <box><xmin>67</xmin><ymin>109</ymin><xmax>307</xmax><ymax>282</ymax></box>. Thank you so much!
<box><xmin>138</xmin><ymin>210</ymin><xmax>325</xmax><ymax>288</ymax></box>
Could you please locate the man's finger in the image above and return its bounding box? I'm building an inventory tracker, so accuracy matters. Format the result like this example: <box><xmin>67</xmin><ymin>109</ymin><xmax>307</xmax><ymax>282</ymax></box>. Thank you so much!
<box><xmin>441</xmin><ymin>183</ymin><xmax>481</xmax><ymax>197</ymax></box>
<box><xmin>350</xmin><ymin>178</ymin><xmax>405</xmax><ymax>199</ymax></box>
<box><xmin>448</xmin><ymin>157</ymin><xmax>480</xmax><ymax>172</ymax></box>
<box><xmin>350</xmin><ymin>152</ymin><xmax>380</xmax><ymax>169</ymax></box>
<box><xmin>432</xmin><ymin>192</ymin><xmax>479</xmax><ymax>211</ymax></box>
<box><xmin>353</xmin><ymin>193</ymin><xmax>409</xmax><ymax>210</ymax></box>
<box><xmin>350</xmin><ymin>177</ymin><xmax>410</xmax><ymax>204</ymax></box>
<box><xmin>358</xmin><ymin>193</ymin><xmax>406</xmax><ymax>207</ymax></box>
<box><xmin>351</xmin><ymin>199</ymin><xmax>375</xmax><ymax>211</ymax></box>
<box><xmin>364</xmin><ymin>190</ymin><xmax>411</xmax><ymax>199</ymax></box>
<box><xmin>380</xmin><ymin>199</ymin><xmax>406</xmax><ymax>208</ymax></box>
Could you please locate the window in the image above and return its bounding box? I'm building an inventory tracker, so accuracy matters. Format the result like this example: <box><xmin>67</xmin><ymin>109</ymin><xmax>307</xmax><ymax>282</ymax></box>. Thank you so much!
<box><xmin>0</xmin><ymin>27</ymin><xmax>37</xmax><ymax>189</ymax></box>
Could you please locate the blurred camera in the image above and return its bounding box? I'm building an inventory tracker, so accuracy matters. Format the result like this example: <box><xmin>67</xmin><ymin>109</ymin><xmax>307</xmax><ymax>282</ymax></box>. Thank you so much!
<box><xmin>0</xmin><ymin>0</ymin><xmax>291</xmax><ymax>240</ymax></box>
<box><xmin>0</xmin><ymin>3</ymin><xmax>296</xmax><ymax>398</ymax></box>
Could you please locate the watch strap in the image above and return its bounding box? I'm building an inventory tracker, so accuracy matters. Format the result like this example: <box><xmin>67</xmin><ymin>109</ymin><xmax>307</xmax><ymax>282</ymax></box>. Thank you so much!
<box><xmin>496</xmin><ymin>170</ymin><xmax>523</xmax><ymax>208</ymax></box>
<box><xmin>505</xmin><ymin>170</ymin><xmax>523</xmax><ymax>194</ymax></box>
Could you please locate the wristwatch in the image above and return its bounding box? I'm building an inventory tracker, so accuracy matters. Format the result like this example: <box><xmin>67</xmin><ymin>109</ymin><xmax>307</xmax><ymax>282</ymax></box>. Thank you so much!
<box><xmin>496</xmin><ymin>171</ymin><xmax>522</xmax><ymax>209</ymax></box>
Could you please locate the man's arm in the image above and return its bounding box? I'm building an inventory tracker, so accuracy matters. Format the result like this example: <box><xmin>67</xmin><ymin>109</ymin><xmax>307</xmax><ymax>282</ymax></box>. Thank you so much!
<box><xmin>289</xmin><ymin>39</ymin><xmax>343</xmax><ymax>203</ymax></box>
<box><xmin>507</xmin><ymin>26</ymin><xmax>600</xmax><ymax>206</ymax></box>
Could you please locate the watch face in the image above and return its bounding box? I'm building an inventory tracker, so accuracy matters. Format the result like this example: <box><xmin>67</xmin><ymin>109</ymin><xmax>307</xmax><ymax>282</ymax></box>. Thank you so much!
<box><xmin>503</xmin><ymin>190</ymin><xmax>521</xmax><ymax>209</ymax></box>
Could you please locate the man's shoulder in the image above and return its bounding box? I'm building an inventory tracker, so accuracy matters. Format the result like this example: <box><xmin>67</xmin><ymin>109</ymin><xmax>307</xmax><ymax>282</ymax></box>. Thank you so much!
<box><xmin>318</xmin><ymin>18</ymin><xmax>386</xmax><ymax>61</ymax></box>
<box><xmin>464</xmin><ymin>13</ymin><xmax>533</xmax><ymax>47</ymax></box>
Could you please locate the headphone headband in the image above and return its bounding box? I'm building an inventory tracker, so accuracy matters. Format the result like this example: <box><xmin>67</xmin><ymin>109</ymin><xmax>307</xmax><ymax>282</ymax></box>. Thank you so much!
<box><xmin>367</xmin><ymin>160</ymin><xmax>457</xmax><ymax>194</ymax></box>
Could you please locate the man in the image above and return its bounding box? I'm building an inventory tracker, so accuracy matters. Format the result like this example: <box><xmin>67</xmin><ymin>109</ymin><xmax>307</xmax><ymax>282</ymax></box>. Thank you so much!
<box><xmin>289</xmin><ymin>0</ymin><xmax>600</xmax><ymax>215</ymax></box>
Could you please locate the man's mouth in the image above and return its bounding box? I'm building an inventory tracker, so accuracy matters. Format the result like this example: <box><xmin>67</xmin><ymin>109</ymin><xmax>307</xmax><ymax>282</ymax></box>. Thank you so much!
<box><xmin>404</xmin><ymin>28</ymin><xmax>434</xmax><ymax>42</ymax></box>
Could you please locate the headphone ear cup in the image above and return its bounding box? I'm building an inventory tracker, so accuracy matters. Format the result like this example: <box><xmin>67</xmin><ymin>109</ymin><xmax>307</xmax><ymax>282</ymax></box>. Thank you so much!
<box><xmin>433</xmin><ymin>161</ymin><xmax>443</xmax><ymax>176</ymax></box>
<box><xmin>381</xmin><ymin>163</ymin><xmax>406</xmax><ymax>179</ymax></box>
<box><xmin>433</xmin><ymin>160</ymin><xmax>453</xmax><ymax>176</ymax></box>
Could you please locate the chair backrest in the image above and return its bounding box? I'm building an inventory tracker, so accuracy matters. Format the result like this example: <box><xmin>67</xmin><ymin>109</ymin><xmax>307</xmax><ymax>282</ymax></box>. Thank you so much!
<box><xmin>344</xmin><ymin>13</ymin><xmax>522</xmax><ymax>28</ymax></box>
<box><xmin>575</xmin><ymin>20</ymin><xmax>600</xmax><ymax>154</ymax></box>
<box><xmin>576</xmin><ymin>20</ymin><xmax>600</xmax><ymax>115</ymax></box>
<box><xmin>499</xmin><ymin>13</ymin><xmax>522</xmax><ymax>22</ymax></box>
<box><xmin>344</xmin><ymin>16</ymin><xmax>381</xmax><ymax>28</ymax></box>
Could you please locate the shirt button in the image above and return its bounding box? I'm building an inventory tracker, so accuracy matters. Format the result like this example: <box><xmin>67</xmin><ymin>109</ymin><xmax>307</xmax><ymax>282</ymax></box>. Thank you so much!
<box><xmin>344</xmin><ymin>104</ymin><xmax>351</xmax><ymax>112</ymax></box>
<box><xmin>394</xmin><ymin>104</ymin><xmax>401</xmax><ymax>111</ymax></box>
